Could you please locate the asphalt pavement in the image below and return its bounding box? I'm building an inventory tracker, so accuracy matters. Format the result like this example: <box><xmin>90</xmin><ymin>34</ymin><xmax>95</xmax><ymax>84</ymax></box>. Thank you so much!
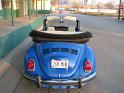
<box><xmin>0</xmin><ymin>14</ymin><xmax>124</xmax><ymax>93</ymax></box>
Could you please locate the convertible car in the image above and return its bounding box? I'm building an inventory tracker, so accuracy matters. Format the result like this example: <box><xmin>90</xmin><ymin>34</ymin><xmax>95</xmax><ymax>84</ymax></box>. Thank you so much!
<box><xmin>22</xmin><ymin>16</ymin><xmax>96</xmax><ymax>90</ymax></box>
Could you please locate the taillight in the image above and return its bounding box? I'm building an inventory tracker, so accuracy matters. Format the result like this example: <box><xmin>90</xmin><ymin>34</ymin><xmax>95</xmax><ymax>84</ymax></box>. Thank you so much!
<box><xmin>84</xmin><ymin>60</ymin><xmax>92</xmax><ymax>73</ymax></box>
<box><xmin>27</xmin><ymin>59</ymin><xmax>35</xmax><ymax>71</ymax></box>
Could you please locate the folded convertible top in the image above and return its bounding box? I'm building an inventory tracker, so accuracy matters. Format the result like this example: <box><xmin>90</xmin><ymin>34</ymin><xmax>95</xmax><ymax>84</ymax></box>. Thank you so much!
<box><xmin>30</xmin><ymin>30</ymin><xmax>92</xmax><ymax>43</ymax></box>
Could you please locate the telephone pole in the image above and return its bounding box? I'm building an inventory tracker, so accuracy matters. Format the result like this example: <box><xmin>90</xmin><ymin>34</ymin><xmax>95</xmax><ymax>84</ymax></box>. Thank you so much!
<box><xmin>118</xmin><ymin>0</ymin><xmax>122</xmax><ymax>20</ymax></box>
<box><xmin>36</xmin><ymin>0</ymin><xmax>38</xmax><ymax>17</ymax></box>
<box><xmin>11</xmin><ymin>0</ymin><xmax>14</xmax><ymax>26</ymax></box>
<box><xmin>28</xmin><ymin>0</ymin><xmax>31</xmax><ymax>20</ymax></box>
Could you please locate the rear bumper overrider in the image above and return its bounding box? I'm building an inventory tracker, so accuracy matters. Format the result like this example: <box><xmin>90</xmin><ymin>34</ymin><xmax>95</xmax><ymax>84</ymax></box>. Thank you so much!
<box><xmin>22</xmin><ymin>71</ymin><xmax>96</xmax><ymax>86</ymax></box>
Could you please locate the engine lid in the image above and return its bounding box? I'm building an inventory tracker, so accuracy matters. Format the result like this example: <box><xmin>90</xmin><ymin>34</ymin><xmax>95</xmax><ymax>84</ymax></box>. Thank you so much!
<box><xmin>36</xmin><ymin>42</ymin><xmax>87</xmax><ymax>79</ymax></box>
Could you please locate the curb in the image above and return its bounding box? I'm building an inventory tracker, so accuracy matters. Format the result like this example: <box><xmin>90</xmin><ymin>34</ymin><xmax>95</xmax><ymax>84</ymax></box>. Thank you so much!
<box><xmin>0</xmin><ymin>37</ymin><xmax>32</xmax><ymax>78</ymax></box>
<box><xmin>0</xmin><ymin>60</ymin><xmax>10</xmax><ymax>77</ymax></box>
<box><xmin>0</xmin><ymin>16</ymin><xmax>46</xmax><ymax>78</ymax></box>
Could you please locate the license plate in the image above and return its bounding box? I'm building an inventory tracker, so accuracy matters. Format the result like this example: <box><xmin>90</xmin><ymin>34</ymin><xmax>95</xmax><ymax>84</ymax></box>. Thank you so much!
<box><xmin>51</xmin><ymin>59</ymin><xmax>68</xmax><ymax>68</ymax></box>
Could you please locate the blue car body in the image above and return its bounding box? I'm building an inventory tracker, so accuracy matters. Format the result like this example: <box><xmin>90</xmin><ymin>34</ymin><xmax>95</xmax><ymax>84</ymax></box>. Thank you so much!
<box><xmin>23</xmin><ymin>42</ymin><xmax>96</xmax><ymax>88</ymax></box>
<box><xmin>23</xmin><ymin>16</ymin><xmax>96</xmax><ymax>89</ymax></box>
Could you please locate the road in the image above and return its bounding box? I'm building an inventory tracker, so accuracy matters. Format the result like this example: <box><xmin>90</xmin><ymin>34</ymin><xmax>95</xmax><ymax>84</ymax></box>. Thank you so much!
<box><xmin>0</xmin><ymin>14</ymin><xmax>124</xmax><ymax>93</ymax></box>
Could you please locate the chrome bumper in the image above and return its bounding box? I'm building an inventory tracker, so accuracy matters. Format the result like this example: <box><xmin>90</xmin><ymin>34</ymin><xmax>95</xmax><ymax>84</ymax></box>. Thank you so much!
<box><xmin>22</xmin><ymin>72</ymin><xmax>96</xmax><ymax>86</ymax></box>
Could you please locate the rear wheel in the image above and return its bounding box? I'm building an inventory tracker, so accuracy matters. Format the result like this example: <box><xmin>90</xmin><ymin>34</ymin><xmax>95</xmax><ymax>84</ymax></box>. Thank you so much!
<box><xmin>37</xmin><ymin>76</ymin><xmax>41</xmax><ymax>88</ymax></box>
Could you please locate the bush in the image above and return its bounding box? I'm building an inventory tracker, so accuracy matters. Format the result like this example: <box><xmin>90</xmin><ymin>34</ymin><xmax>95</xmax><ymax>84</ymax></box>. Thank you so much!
<box><xmin>122</xmin><ymin>17</ymin><xmax>124</xmax><ymax>21</ymax></box>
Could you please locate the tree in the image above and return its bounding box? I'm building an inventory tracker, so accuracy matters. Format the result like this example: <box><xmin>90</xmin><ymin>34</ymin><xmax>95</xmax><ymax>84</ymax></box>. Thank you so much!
<box><xmin>71</xmin><ymin>2</ymin><xmax>81</xmax><ymax>8</ymax></box>
<box><xmin>104</xmin><ymin>2</ymin><xmax>115</xmax><ymax>9</ymax></box>
<box><xmin>51</xmin><ymin>0</ymin><xmax>58</xmax><ymax>6</ymax></box>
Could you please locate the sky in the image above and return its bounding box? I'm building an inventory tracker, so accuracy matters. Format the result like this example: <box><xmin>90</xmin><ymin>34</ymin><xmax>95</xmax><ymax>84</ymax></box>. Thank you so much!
<box><xmin>71</xmin><ymin>0</ymin><xmax>120</xmax><ymax>4</ymax></box>
<box><xmin>90</xmin><ymin>0</ymin><xmax>119</xmax><ymax>4</ymax></box>
<box><xmin>60</xmin><ymin>0</ymin><xmax>120</xmax><ymax>5</ymax></box>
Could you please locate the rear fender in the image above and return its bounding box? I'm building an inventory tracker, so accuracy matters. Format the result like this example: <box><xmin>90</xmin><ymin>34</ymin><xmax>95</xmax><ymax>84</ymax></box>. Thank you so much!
<box><xmin>24</xmin><ymin>47</ymin><xmax>41</xmax><ymax>77</ymax></box>
<box><xmin>80</xmin><ymin>45</ymin><xmax>96</xmax><ymax>77</ymax></box>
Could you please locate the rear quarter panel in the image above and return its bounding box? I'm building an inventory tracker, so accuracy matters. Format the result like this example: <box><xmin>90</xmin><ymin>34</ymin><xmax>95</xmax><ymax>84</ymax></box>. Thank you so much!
<box><xmin>79</xmin><ymin>45</ymin><xmax>96</xmax><ymax>78</ymax></box>
<box><xmin>24</xmin><ymin>46</ymin><xmax>42</xmax><ymax>77</ymax></box>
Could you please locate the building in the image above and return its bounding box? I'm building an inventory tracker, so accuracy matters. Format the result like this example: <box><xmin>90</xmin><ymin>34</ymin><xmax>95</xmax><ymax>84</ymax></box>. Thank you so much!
<box><xmin>0</xmin><ymin>0</ymin><xmax>51</xmax><ymax>20</ymax></box>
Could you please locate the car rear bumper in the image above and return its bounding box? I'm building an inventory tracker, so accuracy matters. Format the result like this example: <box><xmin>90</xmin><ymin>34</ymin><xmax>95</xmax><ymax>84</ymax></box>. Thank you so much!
<box><xmin>22</xmin><ymin>72</ymin><xmax>96</xmax><ymax>86</ymax></box>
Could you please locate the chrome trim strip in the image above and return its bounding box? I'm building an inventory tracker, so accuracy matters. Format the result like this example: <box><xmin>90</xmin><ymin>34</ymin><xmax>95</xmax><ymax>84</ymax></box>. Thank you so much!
<box><xmin>22</xmin><ymin>72</ymin><xmax>37</xmax><ymax>81</ymax></box>
<box><xmin>82</xmin><ymin>72</ymin><xmax>96</xmax><ymax>83</ymax></box>
<box><xmin>22</xmin><ymin>71</ymin><xmax>96</xmax><ymax>85</ymax></box>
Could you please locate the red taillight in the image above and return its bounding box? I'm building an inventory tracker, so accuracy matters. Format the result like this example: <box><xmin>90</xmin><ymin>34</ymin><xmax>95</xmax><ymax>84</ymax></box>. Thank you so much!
<box><xmin>84</xmin><ymin>60</ymin><xmax>92</xmax><ymax>73</ymax></box>
<box><xmin>27</xmin><ymin>59</ymin><xmax>35</xmax><ymax>71</ymax></box>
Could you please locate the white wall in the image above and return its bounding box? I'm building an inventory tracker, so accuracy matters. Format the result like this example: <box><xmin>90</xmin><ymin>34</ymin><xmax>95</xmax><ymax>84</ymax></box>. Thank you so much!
<box><xmin>78</xmin><ymin>8</ymin><xmax>117</xmax><ymax>14</ymax></box>
<box><xmin>0</xmin><ymin>0</ymin><xmax>2</xmax><ymax>10</ymax></box>
<box><xmin>23</xmin><ymin>0</ymin><xmax>28</xmax><ymax>16</ymax></box>
<box><xmin>45</xmin><ymin>0</ymin><xmax>51</xmax><ymax>10</ymax></box>
<box><xmin>34</xmin><ymin>0</ymin><xmax>41</xmax><ymax>10</ymax></box>
<box><xmin>8</xmin><ymin>0</ymin><xmax>16</xmax><ymax>10</ymax></box>
<box><xmin>34</xmin><ymin>0</ymin><xmax>51</xmax><ymax>10</ymax></box>
<box><xmin>13</xmin><ymin>0</ymin><xmax>16</xmax><ymax>10</ymax></box>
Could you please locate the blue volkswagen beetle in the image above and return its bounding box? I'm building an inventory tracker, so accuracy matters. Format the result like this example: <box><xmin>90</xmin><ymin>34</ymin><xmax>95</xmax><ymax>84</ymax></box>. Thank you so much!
<box><xmin>22</xmin><ymin>16</ymin><xmax>96</xmax><ymax>90</ymax></box>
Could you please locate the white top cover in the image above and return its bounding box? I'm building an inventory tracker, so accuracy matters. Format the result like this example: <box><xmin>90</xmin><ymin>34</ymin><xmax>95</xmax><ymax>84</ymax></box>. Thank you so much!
<box><xmin>47</xmin><ymin>16</ymin><xmax>77</xmax><ymax>21</ymax></box>
<box><xmin>47</xmin><ymin>16</ymin><xmax>59</xmax><ymax>20</ymax></box>
<box><xmin>41</xmin><ymin>31</ymin><xmax>82</xmax><ymax>35</ymax></box>
<box><xmin>63</xmin><ymin>16</ymin><xmax>76</xmax><ymax>21</ymax></box>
